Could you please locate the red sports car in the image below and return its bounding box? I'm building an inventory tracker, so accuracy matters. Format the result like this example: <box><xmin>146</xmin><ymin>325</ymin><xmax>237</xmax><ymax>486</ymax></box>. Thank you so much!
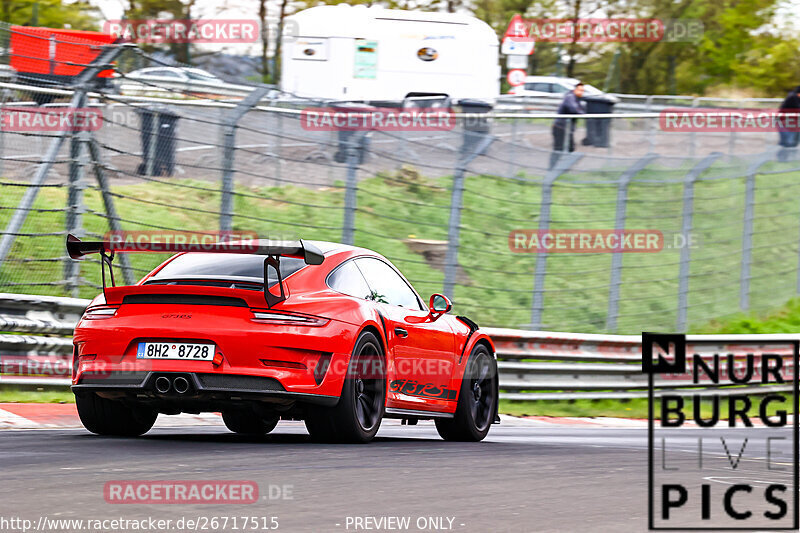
<box><xmin>67</xmin><ymin>235</ymin><xmax>498</xmax><ymax>443</ymax></box>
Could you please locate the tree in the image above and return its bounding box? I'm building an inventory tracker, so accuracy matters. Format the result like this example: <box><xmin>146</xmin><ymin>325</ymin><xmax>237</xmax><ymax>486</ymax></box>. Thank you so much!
<box><xmin>2</xmin><ymin>0</ymin><xmax>99</xmax><ymax>30</ymax></box>
<box><xmin>258</xmin><ymin>0</ymin><xmax>269</xmax><ymax>82</ymax></box>
<box><xmin>272</xmin><ymin>0</ymin><xmax>290</xmax><ymax>84</ymax></box>
<box><xmin>124</xmin><ymin>0</ymin><xmax>195</xmax><ymax>63</ymax></box>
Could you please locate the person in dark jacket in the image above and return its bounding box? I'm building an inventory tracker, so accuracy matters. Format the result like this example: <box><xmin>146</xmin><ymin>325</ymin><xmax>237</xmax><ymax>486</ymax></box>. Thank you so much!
<box><xmin>778</xmin><ymin>86</ymin><xmax>800</xmax><ymax>149</ymax></box>
<box><xmin>550</xmin><ymin>82</ymin><xmax>586</xmax><ymax>169</ymax></box>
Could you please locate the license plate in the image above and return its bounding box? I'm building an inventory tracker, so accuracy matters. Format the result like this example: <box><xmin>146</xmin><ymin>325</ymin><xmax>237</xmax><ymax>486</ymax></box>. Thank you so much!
<box><xmin>136</xmin><ymin>342</ymin><xmax>215</xmax><ymax>361</ymax></box>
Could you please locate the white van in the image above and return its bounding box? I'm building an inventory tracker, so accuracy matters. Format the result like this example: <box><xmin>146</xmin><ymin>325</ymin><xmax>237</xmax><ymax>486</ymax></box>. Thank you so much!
<box><xmin>280</xmin><ymin>5</ymin><xmax>500</xmax><ymax>102</ymax></box>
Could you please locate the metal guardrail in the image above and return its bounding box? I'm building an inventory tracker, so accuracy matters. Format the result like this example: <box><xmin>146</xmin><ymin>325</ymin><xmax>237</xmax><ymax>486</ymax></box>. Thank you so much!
<box><xmin>495</xmin><ymin>93</ymin><xmax>784</xmax><ymax>113</ymax></box>
<box><xmin>486</xmin><ymin>328</ymin><xmax>797</xmax><ymax>400</ymax></box>
<box><xmin>0</xmin><ymin>292</ymin><xmax>86</xmax><ymax>386</ymax></box>
<box><xmin>0</xmin><ymin>293</ymin><xmax>795</xmax><ymax>400</ymax></box>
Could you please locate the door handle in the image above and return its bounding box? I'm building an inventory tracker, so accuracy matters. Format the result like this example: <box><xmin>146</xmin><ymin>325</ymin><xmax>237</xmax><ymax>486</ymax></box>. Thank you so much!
<box><xmin>394</xmin><ymin>327</ymin><xmax>408</xmax><ymax>338</ymax></box>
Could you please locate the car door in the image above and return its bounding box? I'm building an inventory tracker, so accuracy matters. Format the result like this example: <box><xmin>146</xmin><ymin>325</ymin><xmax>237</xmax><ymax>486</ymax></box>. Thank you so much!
<box><xmin>354</xmin><ymin>257</ymin><xmax>457</xmax><ymax>411</ymax></box>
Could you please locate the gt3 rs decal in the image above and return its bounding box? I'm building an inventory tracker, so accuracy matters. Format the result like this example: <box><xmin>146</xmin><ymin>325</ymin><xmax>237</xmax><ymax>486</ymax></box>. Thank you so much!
<box><xmin>389</xmin><ymin>379</ymin><xmax>457</xmax><ymax>400</ymax></box>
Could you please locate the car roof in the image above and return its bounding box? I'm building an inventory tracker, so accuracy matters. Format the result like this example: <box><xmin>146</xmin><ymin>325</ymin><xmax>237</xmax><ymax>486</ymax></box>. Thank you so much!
<box><xmin>523</xmin><ymin>76</ymin><xmax>581</xmax><ymax>83</ymax></box>
<box><xmin>132</xmin><ymin>67</ymin><xmax>184</xmax><ymax>74</ymax></box>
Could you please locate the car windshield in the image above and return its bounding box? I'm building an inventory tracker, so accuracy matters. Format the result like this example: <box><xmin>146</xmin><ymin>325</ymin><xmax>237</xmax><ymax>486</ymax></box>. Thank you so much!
<box><xmin>582</xmin><ymin>84</ymin><xmax>603</xmax><ymax>95</ymax></box>
<box><xmin>147</xmin><ymin>253</ymin><xmax>307</xmax><ymax>287</ymax></box>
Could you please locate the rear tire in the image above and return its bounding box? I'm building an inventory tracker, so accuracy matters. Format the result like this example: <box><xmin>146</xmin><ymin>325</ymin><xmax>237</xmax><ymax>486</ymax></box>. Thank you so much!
<box><xmin>436</xmin><ymin>345</ymin><xmax>497</xmax><ymax>442</ymax></box>
<box><xmin>305</xmin><ymin>331</ymin><xmax>385</xmax><ymax>443</ymax></box>
<box><xmin>222</xmin><ymin>411</ymin><xmax>279</xmax><ymax>435</ymax></box>
<box><xmin>75</xmin><ymin>392</ymin><xmax>157</xmax><ymax>437</ymax></box>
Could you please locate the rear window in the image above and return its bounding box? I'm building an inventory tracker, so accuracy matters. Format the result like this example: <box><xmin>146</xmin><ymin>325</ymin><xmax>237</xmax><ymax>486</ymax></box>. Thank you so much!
<box><xmin>148</xmin><ymin>253</ymin><xmax>307</xmax><ymax>287</ymax></box>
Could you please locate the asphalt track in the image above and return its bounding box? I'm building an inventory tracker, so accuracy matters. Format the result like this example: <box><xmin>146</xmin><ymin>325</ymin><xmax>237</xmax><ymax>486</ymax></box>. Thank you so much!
<box><xmin>0</xmin><ymin>420</ymin><xmax>795</xmax><ymax>532</ymax></box>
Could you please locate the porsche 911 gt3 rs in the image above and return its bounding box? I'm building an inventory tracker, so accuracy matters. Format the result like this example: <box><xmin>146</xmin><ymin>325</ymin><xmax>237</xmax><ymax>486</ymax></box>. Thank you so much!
<box><xmin>67</xmin><ymin>234</ymin><xmax>498</xmax><ymax>443</ymax></box>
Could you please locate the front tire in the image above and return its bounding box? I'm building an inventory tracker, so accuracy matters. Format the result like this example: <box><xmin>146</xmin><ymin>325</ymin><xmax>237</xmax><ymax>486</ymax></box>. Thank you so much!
<box><xmin>436</xmin><ymin>345</ymin><xmax>497</xmax><ymax>442</ymax></box>
<box><xmin>222</xmin><ymin>411</ymin><xmax>279</xmax><ymax>436</ymax></box>
<box><xmin>75</xmin><ymin>392</ymin><xmax>157</xmax><ymax>437</ymax></box>
<box><xmin>305</xmin><ymin>331</ymin><xmax>385</xmax><ymax>443</ymax></box>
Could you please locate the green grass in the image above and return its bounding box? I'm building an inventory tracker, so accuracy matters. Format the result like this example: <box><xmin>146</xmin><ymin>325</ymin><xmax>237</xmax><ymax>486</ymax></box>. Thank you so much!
<box><xmin>5</xmin><ymin>161</ymin><xmax>800</xmax><ymax>410</ymax></box>
<box><xmin>500</xmin><ymin>395</ymin><xmax>793</xmax><ymax>420</ymax></box>
<box><xmin>693</xmin><ymin>296</ymin><xmax>800</xmax><ymax>334</ymax></box>
<box><xmin>0</xmin><ymin>387</ymin><xmax>74</xmax><ymax>403</ymax></box>
<box><xmin>500</xmin><ymin>398</ymin><xmax>649</xmax><ymax>418</ymax></box>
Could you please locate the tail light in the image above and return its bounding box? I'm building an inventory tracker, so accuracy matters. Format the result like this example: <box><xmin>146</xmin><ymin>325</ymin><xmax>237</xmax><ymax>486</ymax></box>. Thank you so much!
<box><xmin>82</xmin><ymin>306</ymin><xmax>118</xmax><ymax>319</ymax></box>
<box><xmin>251</xmin><ymin>310</ymin><xmax>329</xmax><ymax>327</ymax></box>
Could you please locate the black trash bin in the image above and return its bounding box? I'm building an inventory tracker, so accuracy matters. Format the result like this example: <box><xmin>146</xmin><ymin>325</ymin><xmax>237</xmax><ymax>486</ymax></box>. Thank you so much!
<box><xmin>582</xmin><ymin>95</ymin><xmax>616</xmax><ymax>148</ymax></box>
<box><xmin>459</xmin><ymin>99</ymin><xmax>492</xmax><ymax>157</ymax></box>
<box><xmin>136</xmin><ymin>106</ymin><xmax>180</xmax><ymax>176</ymax></box>
<box><xmin>331</xmin><ymin>103</ymin><xmax>372</xmax><ymax>165</ymax></box>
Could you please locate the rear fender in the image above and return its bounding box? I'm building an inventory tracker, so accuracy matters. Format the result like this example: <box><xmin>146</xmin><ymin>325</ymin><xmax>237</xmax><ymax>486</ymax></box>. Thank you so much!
<box><xmin>447</xmin><ymin>332</ymin><xmax>498</xmax><ymax>419</ymax></box>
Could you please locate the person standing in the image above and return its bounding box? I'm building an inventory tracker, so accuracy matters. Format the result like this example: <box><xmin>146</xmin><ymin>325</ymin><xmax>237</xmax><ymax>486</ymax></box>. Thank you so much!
<box><xmin>778</xmin><ymin>86</ymin><xmax>800</xmax><ymax>151</ymax></box>
<box><xmin>550</xmin><ymin>82</ymin><xmax>586</xmax><ymax>169</ymax></box>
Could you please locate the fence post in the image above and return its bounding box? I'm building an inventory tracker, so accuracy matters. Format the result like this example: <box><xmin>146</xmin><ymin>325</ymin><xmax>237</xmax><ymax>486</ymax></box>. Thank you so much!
<box><xmin>219</xmin><ymin>86</ymin><xmax>271</xmax><ymax>233</ymax></box>
<box><xmin>0</xmin><ymin>91</ymin><xmax>6</xmax><ymax>180</ymax></box>
<box><xmin>275</xmin><ymin>108</ymin><xmax>283</xmax><ymax>185</ymax></box>
<box><xmin>145</xmin><ymin>110</ymin><xmax>158</xmax><ymax>177</ymax></box>
<box><xmin>605</xmin><ymin>154</ymin><xmax>657</xmax><ymax>332</ymax></box>
<box><xmin>529</xmin><ymin>152</ymin><xmax>583</xmax><ymax>330</ymax></box>
<box><xmin>676</xmin><ymin>153</ymin><xmax>721</xmax><ymax>332</ymax></box>
<box><xmin>507</xmin><ymin>118</ymin><xmax>517</xmax><ymax>178</ymax></box>
<box><xmin>689</xmin><ymin>97</ymin><xmax>698</xmax><ymax>158</ymax></box>
<box><xmin>86</xmin><ymin>138</ymin><xmax>134</xmax><ymax>285</ymax></box>
<box><xmin>645</xmin><ymin>95</ymin><xmax>656</xmax><ymax>153</ymax></box>
<box><xmin>443</xmin><ymin>127</ymin><xmax>494</xmax><ymax>300</ymax></box>
<box><xmin>739</xmin><ymin>152</ymin><xmax>774</xmax><ymax>311</ymax></box>
<box><xmin>64</xmin><ymin>93</ymin><xmax>89</xmax><ymax>297</ymax></box>
<box><xmin>341</xmin><ymin>135</ymin><xmax>361</xmax><ymax>246</ymax></box>
<box><xmin>0</xmin><ymin>44</ymin><xmax>128</xmax><ymax>271</ymax></box>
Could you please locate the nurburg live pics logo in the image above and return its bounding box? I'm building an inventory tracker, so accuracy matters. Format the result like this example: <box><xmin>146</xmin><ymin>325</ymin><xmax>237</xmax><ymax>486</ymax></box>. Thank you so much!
<box><xmin>643</xmin><ymin>332</ymin><xmax>799</xmax><ymax>530</ymax></box>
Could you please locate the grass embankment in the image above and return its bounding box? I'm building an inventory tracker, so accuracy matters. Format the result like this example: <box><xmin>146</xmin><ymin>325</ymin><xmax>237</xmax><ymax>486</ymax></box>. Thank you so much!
<box><xmin>4</xmin><ymin>159</ymin><xmax>800</xmax><ymax>332</ymax></box>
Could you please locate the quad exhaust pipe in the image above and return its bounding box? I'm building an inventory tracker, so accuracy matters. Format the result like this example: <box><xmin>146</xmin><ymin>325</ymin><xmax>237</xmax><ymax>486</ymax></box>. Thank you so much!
<box><xmin>154</xmin><ymin>375</ymin><xmax>191</xmax><ymax>394</ymax></box>
<box><xmin>154</xmin><ymin>376</ymin><xmax>171</xmax><ymax>394</ymax></box>
<box><xmin>173</xmin><ymin>376</ymin><xmax>190</xmax><ymax>394</ymax></box>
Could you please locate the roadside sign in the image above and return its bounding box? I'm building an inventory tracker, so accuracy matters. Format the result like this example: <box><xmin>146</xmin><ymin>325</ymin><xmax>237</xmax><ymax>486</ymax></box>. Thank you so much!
<box><xmin>502</xmin><ymin>14</ymin><xmax>534</xmax><ymax>55</ymax></box>
<box><xmin>506</xmin><ymin>54</ymin><xmax>528</xmax><ymax>69</ymax></box>
<box><xmin>501</xmin><ymin>37</ymin><xmax>534</xmax><ymax>55</ymax></box>
<box><xmin>507</xmin><ymin>69</ymin><xmax>526</xmax><ymax>87</ymax></box>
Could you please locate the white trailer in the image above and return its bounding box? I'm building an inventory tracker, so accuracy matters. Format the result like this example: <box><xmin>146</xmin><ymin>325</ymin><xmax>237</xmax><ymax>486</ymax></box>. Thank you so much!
<box><xmin>280</xmin><ymin>5</ymin><xmax>500</xmax><ymax>102</ymax></box>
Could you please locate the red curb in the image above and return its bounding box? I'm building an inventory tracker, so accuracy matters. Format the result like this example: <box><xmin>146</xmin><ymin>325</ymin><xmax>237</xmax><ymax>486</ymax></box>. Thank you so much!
<box><xmin>0</xmin><ymin>403</ymin><xmax>79</xmax><ymax>425</ymax></box>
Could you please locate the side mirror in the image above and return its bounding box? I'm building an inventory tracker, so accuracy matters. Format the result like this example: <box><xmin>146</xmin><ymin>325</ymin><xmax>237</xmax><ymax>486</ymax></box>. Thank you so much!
<box><xmin>429</xmin><ymin>294</ymin><xmax>452</xmax><ymax>317</ymax></box>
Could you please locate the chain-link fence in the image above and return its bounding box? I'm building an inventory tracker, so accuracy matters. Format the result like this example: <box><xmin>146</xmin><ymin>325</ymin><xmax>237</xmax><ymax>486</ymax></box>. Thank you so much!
<box><xmin>1</xmin><ymin>25</ymin><xmax>799</xmax><ymax>334</ymax></box>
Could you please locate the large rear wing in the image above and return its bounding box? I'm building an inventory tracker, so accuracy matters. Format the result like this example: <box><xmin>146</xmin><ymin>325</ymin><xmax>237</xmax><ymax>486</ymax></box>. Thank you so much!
<box><xmin>65</xmin><ymin>234</ymin><xmax>325</xmax><ymax>308</ymax></box>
